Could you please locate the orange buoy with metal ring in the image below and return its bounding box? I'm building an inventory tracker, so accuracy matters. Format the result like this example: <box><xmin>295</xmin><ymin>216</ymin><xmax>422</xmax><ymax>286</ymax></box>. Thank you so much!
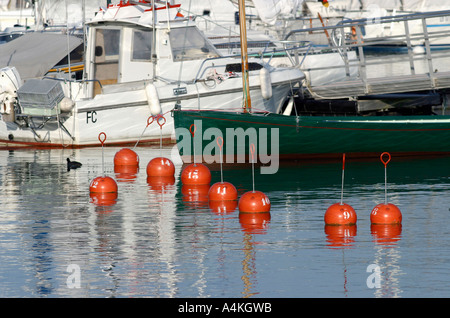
<box><xmin>114</xmin><ymin>148</ymin><xmax>139</xmax><ymax>166</ymax></box>
<box><xmin>208</xmin><ymin>181</ymin><xmax>238</xmax><ymax>201</ymax></box>
<box><xmin>147</xmin><ymin>157</ymin><xmax>175</xmax><ymax>177</ymax></box>
<box><xmin>325</xmin><ymin>154</ymin><xmax>357</xmax><ymax>225</ymax></box>
<box><xmin>181</xmin><ymin>163</ymin><xmax>211</xmax><ymax>185</ymax></box>
<box><xmin>371</xmin><ymin>152</ymin><xmax>402</xmax><ymax>224</ymax></box>
<box><xmin>370</xmin><ymin>203</ymin><xmax>402</xmax><ymax>224</ymax></box>
<box><xmin>208</xmin><ymin>137</ymin><xmax>237</xmax><ymax>201</ymax></box>
<box><xmin>324</xmin><ymin>203</ymin><xmax>357</xmax><ymax>225</ymax></box>
<box><xmin>238</xmin><ymin>190</ymin><xmax>271</xmax><ymax>213</ymax></box>
<box><xmin>89</xmin><ymin>176</ymin><xmax>118</xmax><ymax>193</ymax></box>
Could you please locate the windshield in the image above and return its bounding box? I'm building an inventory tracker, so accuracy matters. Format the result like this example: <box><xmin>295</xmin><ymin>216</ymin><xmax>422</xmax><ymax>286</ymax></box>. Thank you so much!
<box><xmin>169</xmin><ymin>27</ymin><xmax>220</xmax><ymax>61</ymax></box>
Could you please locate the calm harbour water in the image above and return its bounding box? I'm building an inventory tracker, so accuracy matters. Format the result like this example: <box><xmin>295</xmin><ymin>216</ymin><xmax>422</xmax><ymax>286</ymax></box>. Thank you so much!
<box><xmin>0</xmin><ymin>146</ymin><xmax>449</xmax><ymax>298</ymax></box>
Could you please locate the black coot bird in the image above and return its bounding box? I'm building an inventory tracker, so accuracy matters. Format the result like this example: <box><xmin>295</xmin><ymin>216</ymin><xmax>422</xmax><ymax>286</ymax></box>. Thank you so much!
<box><xmin>67</xmin><ymin>158</ymin><xmax>82</xmax><ymax>171</ymax></box>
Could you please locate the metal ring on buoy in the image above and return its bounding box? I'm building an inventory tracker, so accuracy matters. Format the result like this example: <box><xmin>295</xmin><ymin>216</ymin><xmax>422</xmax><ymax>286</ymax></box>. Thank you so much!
<box><xmin>98</xmin><ymin>132</ymin><xmax>106</xmax><ymax>145</ymax></box>
<box><xmin>147</xmin><ymin>116</ymin><xmax>154</xmax><ymax>127</ymax></box>
<box><xmin>380</xmin><ymin>152</ymin><xmax>391</xmax><ymax>167</ymax></box>
<box><xmin>156</xmin><ymin>114</ymin><xmax>166</xmax><ymax>128</ymax></box>
<box><xmin>189</xmin><ymin>124</ymin><xmax>196</xmax><ymax>137</ymax></box>
<box><xmin>216</xmin><ymin>136</ymin><xmax>223</xmax><ymax>149</ymax></box>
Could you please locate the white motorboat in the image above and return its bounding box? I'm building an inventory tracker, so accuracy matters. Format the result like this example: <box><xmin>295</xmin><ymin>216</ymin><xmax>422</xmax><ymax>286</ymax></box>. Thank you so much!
<box><xmin>0</xmin><ymin>1</ymin><xmax>304</xmax><ymax>148</ymax></box>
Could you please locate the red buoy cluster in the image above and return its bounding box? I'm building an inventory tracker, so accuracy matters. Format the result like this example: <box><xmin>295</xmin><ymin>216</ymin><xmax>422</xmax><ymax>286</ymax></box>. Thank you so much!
<box><xmin>90</xmin><ymin>115</ymin><xmax>178</xmax><ymax>207</ymax></box>
<box><xmin>324</xmin><ymin>152</ymin><xmax>402</xmax><ymax>228</ymax></box>
<box><xmin>179</xmin><ymin>137</ymin><xmax>270</xmax><ymax>227</ymax></box>
<box><xmin>88</xmin><ymin>126</ymin><xmax>403</xmax><ymax>239</ymax></box>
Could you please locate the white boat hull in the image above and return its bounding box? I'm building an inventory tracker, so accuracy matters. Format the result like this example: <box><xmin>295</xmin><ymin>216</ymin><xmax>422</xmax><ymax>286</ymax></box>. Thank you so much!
<box><xmin>0</xmin><ymin>68</ymin><xmax>301</xmax><ymax>148</ymax></box>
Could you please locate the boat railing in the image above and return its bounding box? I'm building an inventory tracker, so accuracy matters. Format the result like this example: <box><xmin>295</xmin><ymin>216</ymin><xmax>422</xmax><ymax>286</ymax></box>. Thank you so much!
<box><xmin>284</xmin><ymin>9</ymin><xmax>450</xmax><ymax>97</ymax></box>
<box><xmin>192</xmin><ymin>40</ymin><xmax>313</xmax><ymax>83</ymax></box>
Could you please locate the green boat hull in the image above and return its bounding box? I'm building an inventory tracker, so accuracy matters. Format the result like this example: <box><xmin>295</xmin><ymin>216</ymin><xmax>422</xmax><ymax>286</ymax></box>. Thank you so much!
<box><xmin>173</xmin><ymin>109</ymin><xmax>450</xmax><ymax>162</ymax></box>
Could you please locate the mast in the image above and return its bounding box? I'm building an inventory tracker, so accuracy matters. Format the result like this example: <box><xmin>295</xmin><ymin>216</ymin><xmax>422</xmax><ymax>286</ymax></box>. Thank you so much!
<box><xmin>238</xmin><ymin>0</ymin><xmax>251</xmax><ymax>113</ymax></box>
<box><xmin>152</xmin><ymin>0</ymin><xmax>157</xmax><ymax>81</ymax></box>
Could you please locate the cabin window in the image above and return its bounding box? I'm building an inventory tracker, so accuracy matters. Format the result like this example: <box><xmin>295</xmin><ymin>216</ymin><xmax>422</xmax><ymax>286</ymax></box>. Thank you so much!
<box><xmin>93</xmin><ymin>27</ymin><xmax>121</xmax><ymax>95</ymax></box>
<box><xmin>95</xmin><ymin>28</ymin><xmax>120</xmax><ymax>62</ymax></box>
<box><xmin>132</xmin><ymin>30</ymin><xmax>153</xmax><ymax>61</ymax></box>
<box><xmin>169</xmin><ymin>27</ymin><xmax>219</xmax><ymax>61</ymax></box>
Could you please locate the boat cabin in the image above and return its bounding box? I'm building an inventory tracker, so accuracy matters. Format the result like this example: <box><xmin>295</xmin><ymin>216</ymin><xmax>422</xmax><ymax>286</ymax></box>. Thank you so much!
<box><xmin>84</xmin><ymin>18</ymin><xmax>221</xmax><ymax>97</ymax></box>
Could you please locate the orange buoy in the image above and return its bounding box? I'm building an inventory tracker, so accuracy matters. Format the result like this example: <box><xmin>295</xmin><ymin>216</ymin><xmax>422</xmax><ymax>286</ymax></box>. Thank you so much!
<box><xmin>208</xmin><ymin>181</ymin><xmax>238</xmax><ymax>201</ymax></box>
<box><xmin>371</xmin><ymin>152</ymin><xmax>402</xmax><ymax>224</ymax></box>
<box><xmin>114</xmin><ymin>148</ymin><xmax>139</xmax><ymax>166</ymax></box>
<box><xmin>324</xmin><ymin>203</ymin><xmax>357</xmax><ymax>225</ymax></box>
<box><xmin>325</xmin><ymin>154</ymin><xmax>356</xmax><ymax>225</ymax></box>
<box><xmin>239</xmin><ymin>212</ymin><xmax>271</xmax><ymax>233</ymax></box>
<box><xmin>181</xmin><ymin>163</ymin><xmax>211</xmax><ymax>185</ymax></box>
<box><xmin>238</xmin><ymin>190</ymin><xmax>271</xmax><ymax>213</ymax></box>
<box><xmin>89</xmin><ymin>176</ymin><xmax>118</xmax><ymax>193</ymax></box>
<box><xmin>208</xmin><ymin>137</ymin><xmax>238</xmax><ymax>201</ymax></box>
<box><xmin>370</xmin><ymin>203</ymin><xmax>402</xmax><ymax>225</ymax></box>
<box><xmin>238</xmin><ymin>144</ymin><xmax>271</xmax><ymax>213</ymax></box>
<box><xmin>209</xmin><ymin>200</ymin><xmax>237</xmax><ymax>215</ymax></box>
<box><xmin>147</xmin><ymin>157</ymin><xmax>175</xmax><ymax>177</ymax></box>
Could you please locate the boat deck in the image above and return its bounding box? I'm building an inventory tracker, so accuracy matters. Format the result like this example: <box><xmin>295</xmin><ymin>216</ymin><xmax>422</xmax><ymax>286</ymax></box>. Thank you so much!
<box><xmin>286</xmin><ymin>10</ymin><xmax>450</xmax><ymax>99</ymax></box>
<box><xmin>310</xmin><ymin>70</ymin><xmax>450</xmax><ymax>98</ymax></box>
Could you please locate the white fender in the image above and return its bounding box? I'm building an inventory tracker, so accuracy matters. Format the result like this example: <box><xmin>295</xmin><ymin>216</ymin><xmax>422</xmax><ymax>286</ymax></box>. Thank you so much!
<box><xmin>259</xmin><ymin>67</ymin><xmax>272</xmax><ymax>100</ymax></box>
<box><xmin>59</xmin><ymin>97</ymin><xmax>74</xmax><ymax>113</ymax></box>
<box><xmin>0</xmin><ymin>67</ymin><xmax>21</xmax><ymax>114</ymax></box>
<box><xmin>145</xmin><ymin>83</ymin><xmax>161</xmax><ymax>116</ymax></box>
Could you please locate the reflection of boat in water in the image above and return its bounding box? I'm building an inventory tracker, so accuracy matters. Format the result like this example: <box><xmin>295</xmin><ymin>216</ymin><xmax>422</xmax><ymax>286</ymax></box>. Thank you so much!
<box><xmin>0</xmin><ymin>1</ymin><xmax>304</xmax><ymax>149</ymax></box>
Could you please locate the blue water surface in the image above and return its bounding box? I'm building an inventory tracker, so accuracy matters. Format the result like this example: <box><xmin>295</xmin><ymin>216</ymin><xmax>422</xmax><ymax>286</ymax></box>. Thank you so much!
<box><xmin>0</xmin><ymin>147</ymin><xmax>449</xmax><ymax>298</ymax></box>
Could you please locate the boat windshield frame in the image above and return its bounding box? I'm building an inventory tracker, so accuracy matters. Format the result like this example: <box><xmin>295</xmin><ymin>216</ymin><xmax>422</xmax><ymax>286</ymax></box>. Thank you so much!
<box><xmin>168</xmin><ymin>25</ymin><xmax>220</xmax><ymax>62</ymax></box>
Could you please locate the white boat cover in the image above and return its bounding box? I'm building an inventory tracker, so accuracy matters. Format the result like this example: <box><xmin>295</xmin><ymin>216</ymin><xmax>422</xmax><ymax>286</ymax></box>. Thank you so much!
<box><xmin>0</xmin><ymin>32</ymin><xmax>82</xmax><ymax>79</ymax></box>
<box><xmin>251</xmin><ymin>0</ymin><xmax>304</xmax><ymax>24</ymax></box>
